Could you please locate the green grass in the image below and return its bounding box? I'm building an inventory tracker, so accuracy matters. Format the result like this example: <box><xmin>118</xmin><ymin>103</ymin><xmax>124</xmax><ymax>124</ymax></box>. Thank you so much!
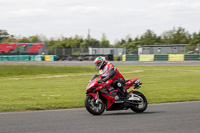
<box><xmin>0</xmin><ymin>65</ymin><xmax>96</xmax><ymax>77</ymax></box>
<box><xmin>0</xmin><ymin>65</ymin><xmax>200</xmax><ymax>112</ymax></box>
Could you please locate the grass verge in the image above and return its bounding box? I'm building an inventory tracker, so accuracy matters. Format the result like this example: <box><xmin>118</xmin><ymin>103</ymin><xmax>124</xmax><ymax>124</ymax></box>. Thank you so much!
<box><xmin>0</xmin><ymin>65</ymin><xmax>200</xmax><ymax>112</ymax></box>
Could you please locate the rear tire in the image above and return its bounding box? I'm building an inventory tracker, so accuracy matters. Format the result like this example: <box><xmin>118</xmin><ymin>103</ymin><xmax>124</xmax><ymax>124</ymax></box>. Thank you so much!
<box><xmin>130</xmin><ymin>91</ymin><xmax>148</xmax><ymax>113</ymax></box>
<box><xmin>85</xmin><ymin>95</ymin><xmax>105</xmax><ymax>115</ymax></box>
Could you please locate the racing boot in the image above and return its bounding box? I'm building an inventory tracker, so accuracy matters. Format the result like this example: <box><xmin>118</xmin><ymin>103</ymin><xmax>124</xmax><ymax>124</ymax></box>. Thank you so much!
<box><xmin>116</xmin><ymin>82</ymin><xmax>129</xmax><ymax>99</ymax></box>
<box><xmin>122</xmin><ymin>87</ymin><xmax>130</xmax><ymax>100</ymax></box>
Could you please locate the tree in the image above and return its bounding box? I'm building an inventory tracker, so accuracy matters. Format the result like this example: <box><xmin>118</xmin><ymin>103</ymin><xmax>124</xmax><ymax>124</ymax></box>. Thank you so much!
<box><xmin>29</xmin><ymin>36</ymin><xmax>40</xmax><ymax>43</ymax></box>
<box><xmin>1</xmin><ymin>35</ymin><xmax>17</xmax><ymax>43</ymax></box>
<box><xmin>189</xmin><ymin>31</ymin><xmax>200</xmax><ymax>46</ymax></box>
<box><xmin>47</xmin><ymin>35</ymin><xmax>83</xmax><ymax>48</ymax></box>
<box><xmin>185</xmin><ymin>31</ymin><xmax>200</xmax><ymax>52</ymax></box>
<box><xmin>140</xmin><ymin>29</ymin><xmax>159</xmax><ymax>45</ymax></box>
<box><xmin>0</xmin><ymin>30</ymin><xmax>9</xmax><ymax>42</ymax></box>
<box><xmin>18</xmin><ymin>37</ymin><xmax>30</xmax><ymax>43</ymax></box>
<box><xmin>46</xmin><ymin>39</ymin><xmax>57</xmax><ymax>49</ymax></box>
<box><xmin>113</xmin><ymin>40</ymin><xmax>122</xmax><ymax>47</ymax></box>
<box><xmin>63</xmin><ymin>36</ymin><xmax>83</xmax><ymax>48</ymax></box>
<box><xmin>100</xmin><ymin>33</ymin><xmax>110</xmax><ymax>47</ymax></box>
<box><xmin>54</xmin><ymin>40</ymin><xmax>66</xmax><ymax>49</ymax></box>
<box><xmin>64</xmin><ymin>37</ymin><xmax>77</xmax><ymax>48</ymax></box>
<box><xmin>161</xmin><ymin>27</ymin><xmax>190</xmax><ymax>44</ymax></box>
<box><xmin>113</xmin><ymin>39</ymin><xmax>126</xmax><ymax>47</ymax></box>
<box><xmin>80</xmin><ymin>38</ymin><xmax>100</xmax><ymax>48</ymax></box>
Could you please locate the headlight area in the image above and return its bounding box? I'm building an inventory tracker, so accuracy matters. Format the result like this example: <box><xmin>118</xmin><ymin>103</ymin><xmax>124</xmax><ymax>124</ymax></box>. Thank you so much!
<box><xmin>87</xmin><ymin>83</ymin><xmax>95</xmax><ymax>90</ymax></box>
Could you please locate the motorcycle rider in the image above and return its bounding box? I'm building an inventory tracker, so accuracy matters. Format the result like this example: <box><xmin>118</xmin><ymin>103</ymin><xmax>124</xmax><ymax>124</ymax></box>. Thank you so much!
<box><xmin>94</xmin><ymin>56</ymin><xmax>129</xmax><ymax>98</ymax></box>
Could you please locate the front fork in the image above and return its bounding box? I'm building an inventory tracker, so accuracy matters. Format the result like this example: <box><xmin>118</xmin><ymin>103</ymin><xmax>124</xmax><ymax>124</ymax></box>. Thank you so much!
<box><xmin>87</xmin><ymin>92</ymin><xmax>99</xmax><ymax>104</ymax></box>
<box><xmin>95</xmin><ymin>92</ymin><xmax>99</xmax><ymax>104</ymax></box>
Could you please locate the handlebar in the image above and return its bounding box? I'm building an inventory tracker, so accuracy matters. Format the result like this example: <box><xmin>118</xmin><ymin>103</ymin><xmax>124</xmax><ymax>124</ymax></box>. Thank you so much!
<box><xmin>97</xmin><ymin>80</ymin><xmax>103</xmax><ymax>84</ymax></box>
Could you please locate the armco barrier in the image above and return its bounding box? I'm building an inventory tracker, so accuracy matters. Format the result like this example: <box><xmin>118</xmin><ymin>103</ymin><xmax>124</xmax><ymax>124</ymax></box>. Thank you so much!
<box><xmin>19</xmin><ymin>55</ymin><xmax>30</xmax><ymax>61</ymax></box>
<box><xmin>123</xmin><ymin>54</ymin><xmax>200</xmax><ymax>61</ymax></box>
<box><xmin>35</xmin><ymin>55</ymin><xmax>45</xmax><ymax>61</ymax></box>
<box><xmin>122</xmin><ymin>55</ymin><xmax>126</xmax><ymax>61</ymax></box>
<box><xmin>114</xmin><ymin>56</ymin><xmax>122</xmax><ymax>61</ymax></box>
<box><xmin>45</xmin><ymin>55</ymin><xmax>57</xmax><ymax>61</ymax></box>
<box><xmin>2</xmin><ymin>56</ymin><xmax>8</xmax><ymax>61</ymax></box>
<box><xmin>12</xmin><ymin>56</ymin><xmax>19</xmax><ymax>61</ymax></box>
<box><xmin>51</xmin><ymin>55</ymin><xmax>57</xmax><ymax>61</ymax></box>
<box><xmin>154</xmin><ymin>55</ymin><xmax>168</xmax><ymax>61</ymax></box>
<box><xmin>0</xmin><ymin>55</ymin><xmax>57</xmax><ymax>61</ymax></box>
<box><xmin>139</xmin><ymin>55</ymin><xmax>154</xmax><ymax>61</ymax></box>
<box><xmin>184</xmin><ymin>54</ymin><xmax>199</xmax><ymax>61</ymax></box>
<box><xmin>126</xmin><ymin>55</ymin><xmax>139</xmax><ymax>61</ymax></box>
<box><xmin>169</xmin><ymin>54</ymin><xmax>184</xmax><ymax>61</ymax></box>
<box><xmin>30</xmin><ymin>56</ymin><xmax>36</xmax><ymax>61</ymax></box>
<box><xmin>7</xmin><ymin>56</ymin><xmax>12</xmax><ymax>61</ymax></box>
<box><xmin>45</xmin><ymin>55</ymin><xmax>50</xmax><ymax>61</ymax></box>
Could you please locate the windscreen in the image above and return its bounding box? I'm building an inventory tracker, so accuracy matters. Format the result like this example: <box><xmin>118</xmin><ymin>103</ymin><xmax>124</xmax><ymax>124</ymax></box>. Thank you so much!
<box><xmin>89</xmin><ymin>74</ymin><xmax>99</xmax><ymax>83</ymax></box>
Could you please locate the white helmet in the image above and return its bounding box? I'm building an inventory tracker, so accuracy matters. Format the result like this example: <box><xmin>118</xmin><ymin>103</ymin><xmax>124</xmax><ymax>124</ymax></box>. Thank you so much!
<box><xmin>94</xmin><ymin>56</ymin><xmax>106</xmax><ymax>70</ymax></box>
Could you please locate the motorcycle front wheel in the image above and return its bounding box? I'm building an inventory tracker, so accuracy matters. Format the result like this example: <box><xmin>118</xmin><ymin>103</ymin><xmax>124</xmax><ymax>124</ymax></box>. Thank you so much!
<box><xmin>130</xmin><ymin>91</ymin><xmax>148</xmax><ymax>113</ymax></box>
<box><xmin>85</xmin><ymin>95</ymin><xmax>105</xmax><ymax>115</ymax></box>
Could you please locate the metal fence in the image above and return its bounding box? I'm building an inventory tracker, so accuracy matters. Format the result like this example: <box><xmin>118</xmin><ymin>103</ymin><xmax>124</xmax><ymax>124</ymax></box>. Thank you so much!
<box><xmin>1</xmin><ymin>46</ymin><xmax>199</xmax><ymax>56</ymax></box>
<box><xmin>32</xmin><ymin>46</ymin><xmax>200</xmax><ymax>56</ymax></box>
<box><xmin>46</xmin><ymin>48</ymin><xmax>89</xmax><ymax>56</ymax></box>
<box><xmin>45</xmin><ymin>48</ymin><xmax>127</xmax><ymax>56</ymax></box>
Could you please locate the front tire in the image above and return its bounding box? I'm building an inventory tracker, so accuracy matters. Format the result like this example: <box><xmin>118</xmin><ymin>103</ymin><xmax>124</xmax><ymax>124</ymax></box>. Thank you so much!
<box><xmin>130</xmin><ymin>91</ymin><xmax>148</xmax><ymax>113</ymax></box>
<box><xmin>85</xmin><ymin>95</ymin><xmax>105</xmax><ymax>115</ymax></box>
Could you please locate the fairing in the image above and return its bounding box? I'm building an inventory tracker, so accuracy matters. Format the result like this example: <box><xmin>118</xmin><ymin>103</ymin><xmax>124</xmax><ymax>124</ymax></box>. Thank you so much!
<box><xmin>124</xmin><ymin>78</ymin><xmax>138</xmax><ymax>89</ymax></box>
<box><xmin>86</xmin><ymin>75</ymin><xmax>139</xmax><ymax>110</ymax></box>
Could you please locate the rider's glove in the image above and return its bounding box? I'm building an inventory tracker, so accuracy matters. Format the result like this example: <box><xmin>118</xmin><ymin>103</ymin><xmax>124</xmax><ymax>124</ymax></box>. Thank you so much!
<box><xmin>102</xmin><ymin>77</ymin><xmax>109</xmax><ymax>82</ymax></box>
<box><xmin>98</xmin><ymin>80</ymin><xmax>103</xmax><ymax>84</ymax></box>
<box><xmin>98</xmin><ymin>77</ymin><xmax>109</xmax><ymax>84</ymax></box>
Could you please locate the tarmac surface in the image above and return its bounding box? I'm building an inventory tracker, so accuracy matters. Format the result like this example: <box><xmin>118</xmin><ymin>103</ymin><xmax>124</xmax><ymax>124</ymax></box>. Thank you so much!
<box><xmin>0</xmin><ymin>61</ymin><xmax>200</xmax><ymax>66</ymax></box>
<box><xmin>0</xmin><ymin>101</ymin><xmax>200</xmax><ymax>133</ymax></box>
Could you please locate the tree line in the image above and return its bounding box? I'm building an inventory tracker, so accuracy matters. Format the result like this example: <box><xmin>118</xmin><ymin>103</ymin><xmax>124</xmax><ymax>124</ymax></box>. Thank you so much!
<box><xmin>1</xmin><ymin>27</ymin><xmax>200</xmax><ymax>52</ymax></box>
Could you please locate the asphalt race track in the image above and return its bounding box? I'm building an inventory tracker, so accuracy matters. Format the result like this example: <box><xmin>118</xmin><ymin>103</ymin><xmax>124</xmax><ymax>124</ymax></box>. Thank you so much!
<box><xmin>0</xmin><ymin>61</ymin><xmax>200</xmax><ymax>66</ymax></box>
<box><xmin>0</xmin><ymin>101</ymin><xmax>200</xmax><ymax>133</ymax></box>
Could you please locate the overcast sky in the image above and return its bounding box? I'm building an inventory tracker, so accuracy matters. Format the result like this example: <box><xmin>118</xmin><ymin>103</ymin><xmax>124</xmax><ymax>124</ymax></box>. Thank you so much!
<box><xmin>1</xmin><ymin>0</ymin><xmax>200</xmax><ymax>43</ymax></box>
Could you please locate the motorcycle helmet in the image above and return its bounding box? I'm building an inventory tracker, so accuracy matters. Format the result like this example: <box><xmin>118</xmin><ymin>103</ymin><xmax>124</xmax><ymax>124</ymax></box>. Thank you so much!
<box><xmin>94</xmin><ymin>56</ymin><xmax>106</xmax><ymax>70</ymax></box>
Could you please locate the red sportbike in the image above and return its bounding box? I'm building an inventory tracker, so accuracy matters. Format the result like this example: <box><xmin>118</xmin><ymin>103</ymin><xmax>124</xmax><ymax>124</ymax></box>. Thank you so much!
<box><xmin>85</xmin><ymin>75</ymin><xmax>148</xmax><ymax>115</ymax></box>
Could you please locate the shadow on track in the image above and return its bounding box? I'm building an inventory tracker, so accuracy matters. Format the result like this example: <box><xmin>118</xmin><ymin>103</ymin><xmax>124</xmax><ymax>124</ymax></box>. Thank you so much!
<box><xmin>102</xmin><ymin>111</ymin><xmax>165</xmax><ymax>116</ymax></box>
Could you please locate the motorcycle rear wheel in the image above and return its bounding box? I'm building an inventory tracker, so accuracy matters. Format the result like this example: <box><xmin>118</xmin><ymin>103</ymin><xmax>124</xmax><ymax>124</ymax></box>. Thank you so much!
<box><xmin>85</xmin><ymin>95</ymin><xmax>105</xmax><ymax>115</ymax></box>
<box><xmin>130</xmin><ymin>91</ymin><xmax>148</xmax><ymax>113</ymax></box>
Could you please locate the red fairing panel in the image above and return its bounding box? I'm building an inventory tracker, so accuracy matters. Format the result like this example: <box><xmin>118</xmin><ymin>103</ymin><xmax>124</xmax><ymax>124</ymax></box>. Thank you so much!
<box><xmin>101</xmin><ymin>94</ymin><xmax>116</xmax><ymax>110</ymax></box>
<box><xmin>124</xmin><ymin>78</ymin><xmax>138</xmax><ymax>89</ymax></box>
<box><xmin>87</xmin><ymin>93</ymin><xmax>98</xmax><ymax>100</ymax></box>
<box><xmin>98</xmin><ymin>86</ymin><xmax>116</xmax><ymax>110</ymax></box>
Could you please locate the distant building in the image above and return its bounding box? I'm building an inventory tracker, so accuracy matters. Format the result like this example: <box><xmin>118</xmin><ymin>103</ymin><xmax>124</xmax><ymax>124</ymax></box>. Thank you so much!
<box><xmin>138</xmin><ymin>44</ymin><xmax>187</xmax><ymax>55</ymax></box>
<box><xmin>89</xmin><ymin>47</ymin><xmax>126</xmax><ymax>56</ymax></box>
